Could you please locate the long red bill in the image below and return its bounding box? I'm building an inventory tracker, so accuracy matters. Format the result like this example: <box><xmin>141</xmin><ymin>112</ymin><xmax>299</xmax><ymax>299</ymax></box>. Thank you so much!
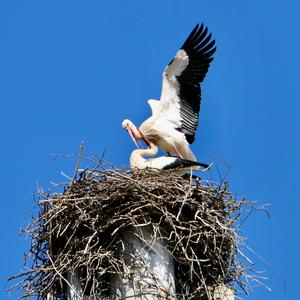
<box><xmin>137</xmin><ymin>129</ymin><xmax>151</xmax><ymax>147</ymax></box>
<box><xmin>128</xmin><ymin>128</ymin><xmax>140</xmax><ymax>148</ymax></box>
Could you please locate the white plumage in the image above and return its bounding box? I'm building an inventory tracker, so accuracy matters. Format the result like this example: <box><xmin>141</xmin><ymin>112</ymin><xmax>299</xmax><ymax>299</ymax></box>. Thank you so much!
<box><xmin>122</xmin><ymin>23</ymin><xmax>216</xmax><ymax>161</ymax></box>
<box><xmin>130</xmin><ymin>142</ymin><xmax>210</xmax><ymax>175</ymax></box>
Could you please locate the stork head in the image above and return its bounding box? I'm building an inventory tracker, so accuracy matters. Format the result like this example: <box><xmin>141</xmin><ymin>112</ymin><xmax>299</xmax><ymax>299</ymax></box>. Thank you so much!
<box><xmin>122</xmin><ymin>119</ymin><xmax>135</xmax><ymax>131</ymax></box>
<box><xmin>122</xmin><ymin>119</ymin><xmax>140</xmax><ymax>148</ymax></box>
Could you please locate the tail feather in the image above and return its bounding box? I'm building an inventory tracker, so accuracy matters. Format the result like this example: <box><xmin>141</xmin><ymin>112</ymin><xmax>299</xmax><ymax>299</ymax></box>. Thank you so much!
<box><xmin>180</xmin><ymin>159</ymin><xmax>209</xmax><ymax>169</ymax></box>
<box><xmin>162</xmin><ymin>157</ymin><xmax>210</xmax><ymax>171</ymax></box>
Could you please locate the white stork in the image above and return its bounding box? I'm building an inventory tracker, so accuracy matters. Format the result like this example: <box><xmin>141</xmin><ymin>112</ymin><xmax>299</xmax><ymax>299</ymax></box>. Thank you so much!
<box><xmin>130</xmin><ymin>141</ymin><xmax>210</xmax><ymax>175</ymax></box>
<box><xmin>122</xmin><ymin>23</ymin><xmax>216</xmax><ymax>161</ymax></box>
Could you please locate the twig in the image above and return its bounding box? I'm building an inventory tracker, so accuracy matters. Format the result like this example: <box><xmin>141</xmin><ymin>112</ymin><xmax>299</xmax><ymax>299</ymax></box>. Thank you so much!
<box><xmin>71</xmin><ymin>141</ymin><xmax>85</xmax><ymax>186</ymax></box>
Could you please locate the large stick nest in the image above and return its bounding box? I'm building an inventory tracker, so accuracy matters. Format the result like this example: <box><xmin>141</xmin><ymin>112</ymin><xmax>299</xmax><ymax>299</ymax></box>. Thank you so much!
<box><xmin>9</xmin><ymin>166</ymin><xmax>258</xmax><ymax>299</ymax></box>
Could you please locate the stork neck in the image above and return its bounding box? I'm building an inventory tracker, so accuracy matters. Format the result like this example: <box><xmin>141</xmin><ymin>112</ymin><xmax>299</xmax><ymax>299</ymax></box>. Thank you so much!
<box><xmin>130</xmin><ymin>144</ymin><xmax>158</xmax><ymax>169</ymax></box>
<box><xmin>131</xmin><ymin>145</ymin><xmax>158</xmax><ymax>159</ymax></box>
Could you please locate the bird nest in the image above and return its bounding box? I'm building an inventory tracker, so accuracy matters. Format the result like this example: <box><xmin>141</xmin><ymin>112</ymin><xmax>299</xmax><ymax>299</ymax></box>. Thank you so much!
<box><xmin>9</xmin><ymin>165</ymin><xmax>259</xmax><ymax>299</ymax></box>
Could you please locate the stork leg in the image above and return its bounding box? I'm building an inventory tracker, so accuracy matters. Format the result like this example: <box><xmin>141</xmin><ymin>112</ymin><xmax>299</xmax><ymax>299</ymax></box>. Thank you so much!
<box><xmin>174</xmin><ymin>146</ymin><xmax>183</xmax><ymax>159</ymax></box>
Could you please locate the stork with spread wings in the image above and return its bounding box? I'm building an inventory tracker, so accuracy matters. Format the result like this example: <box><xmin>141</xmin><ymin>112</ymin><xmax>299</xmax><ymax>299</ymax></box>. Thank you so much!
<box><xmin>122</xmin><ymin>23</ymin><xmax>216</xmax><ymax>161</ymax></box>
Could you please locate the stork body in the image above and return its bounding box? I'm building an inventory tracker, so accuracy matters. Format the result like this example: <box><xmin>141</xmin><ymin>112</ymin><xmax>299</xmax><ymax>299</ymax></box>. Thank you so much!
<box><xmin>122</xmin><ymin>23</ymin><xmax>216</xmax><ymax>161</ymax></box>
<box><xmin>130</xmin><ymin>142</ymin><xmax>209</xmax><ymax>175</ymax></box>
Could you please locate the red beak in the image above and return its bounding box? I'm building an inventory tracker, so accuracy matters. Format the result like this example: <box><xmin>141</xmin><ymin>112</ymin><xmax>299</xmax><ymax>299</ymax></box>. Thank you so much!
<box><xmin>128</xmin><ymin>128</ymin><xmax>140</xmax><ymax>148</ymax></box>
<box><xmin>138</xmin><ymin>129</ymin><xmax>151</xmax><ymax>148</ymax></box>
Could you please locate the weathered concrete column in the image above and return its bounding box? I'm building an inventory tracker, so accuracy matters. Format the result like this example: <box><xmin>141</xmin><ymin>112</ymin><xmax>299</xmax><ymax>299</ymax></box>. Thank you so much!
<box><xmin>66</xmin><ymin>271</ymin><xmax>82</xmax><ymax>300</ymax></box>
<box><xmin>110</xmin><ymin>226</ymin><xmax>176</xmax><ymax>300</ymax></box>
<box><xmin>213</xmin><ymin>284</ymin><xmax>234</xmax><ymax>300</ymax></box>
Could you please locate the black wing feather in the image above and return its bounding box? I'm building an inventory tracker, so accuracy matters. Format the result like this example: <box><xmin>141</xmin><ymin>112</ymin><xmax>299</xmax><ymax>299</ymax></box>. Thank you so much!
<box><xmin>162</xmin><ymin>158</ymin><xmax>209</xmax><ymax>170</ymax></box>
<box><xmin>177</xmin><ymin>23</ymin><xmax>216</xmax><ymax>144</ymax></box>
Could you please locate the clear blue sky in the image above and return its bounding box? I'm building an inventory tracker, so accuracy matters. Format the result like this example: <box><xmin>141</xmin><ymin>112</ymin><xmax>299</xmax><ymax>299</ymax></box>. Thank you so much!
<box><xmin>1</xmin><ymin>1</ymin><xmax>299</xmax><ymax>299</ymax></box>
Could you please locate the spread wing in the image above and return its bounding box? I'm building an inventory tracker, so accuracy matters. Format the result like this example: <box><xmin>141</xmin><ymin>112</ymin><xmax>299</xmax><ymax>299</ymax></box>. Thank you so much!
<box><xmin>158</xmin><ymin>23</ymin><xmax>216</xmax><ymax>144</ymax></box>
